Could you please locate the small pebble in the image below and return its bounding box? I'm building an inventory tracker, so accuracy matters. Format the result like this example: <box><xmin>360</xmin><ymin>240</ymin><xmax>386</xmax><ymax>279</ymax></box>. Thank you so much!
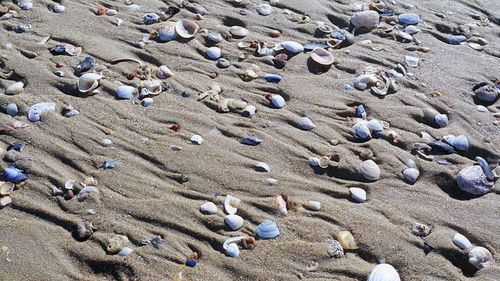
<box><xmin>476</xmin><ymin>105</ymin><xmax>487</xmax><ymax>112</ymax></box>
<box><xmin>266</xmin><ymin>178</ymin><xmax>277</xmax><ymax>185</ymax></box>
<box><xmin>101</xmin><ymin>139</ymin><xmax>113</xmax><ymax>146</ymax></box>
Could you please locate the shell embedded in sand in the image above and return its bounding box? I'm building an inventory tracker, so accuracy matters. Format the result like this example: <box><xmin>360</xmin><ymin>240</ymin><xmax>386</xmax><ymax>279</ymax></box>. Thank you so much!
<box><xmin>229</xmin><ymin>26</ymin><xmax>249</xmax><ymax>37</ymax></box>
<box><xmin>224</xmin><ymin>195</ymin><xmax>241</xmax><ymax>215</ymax></box>
<box><xmin>200</xmin><ymin>202</ymin><xmax>217</xmax><ymax>214</ymax></box>
<box><xmin>351</xmin><ymin>10</ymin><xmax>380</xmax><ymax>28</ymax></box>
<box><xmin>77</xmin><ymin>73</ymin><xmax>102</xmax><ymax>93</ymax></box>
<box><xmin>403</xmin><ymin>168</ymin><xmax>419</xmax><ymax>184</ymax></box>
<box><xmin>107</xmin><ymin>235</ymin><xmax>129</xmax><ymax>254</ymax></box>
<box><xmin>158</xmin><ymin>25</ymin><xmax>177</xmax><ymax>42</ymax></box>
<box><xmin>349</xmin><ymin>187</ymin><xmax>366</xmax><ymax>203</ymax></box>
<box><xmin>281</xmin><ymin>41</ymin><xmax>304</xmax><ymax>53</ymax></box>
<box><xmin>306</xmin><ymin>201</ymin><xmax>321</xmax><ymax>211</ymax></box>
<box><xmin>256</xmin><ymin>219</ymin><xmax>280</xmax><ymax>239</ymax></box>
<box><xmin>452</xmin><ymin>233</ymin><xmax>472</xmax><ymax>250</ymax></box>
<box><xmin>299</xmin><ymin>117</ymin><xmax>316</xmax><ymax>130</ymax></box>
<box><xmin>206</xmin><ymin>46</ymin><xmax>222</xmax><ymax>60</ymax></box>
<box><xmin>5</xmin><ymin>81</ymin><xmax>24</xmax><ymax>95</ymax></box>
<box><xmin>223</xmin><ymin>237</ymin><xmax>242</xmax><ymax>258</ymax></box>
<box><xmin>310</xmin><ymin>48</ymin><xmax>335</xmax><ymax>66</ymax></box>
<box><xmin>28</xmin><ymin>102</ymin><xmax>57</xmax><ymax>122</ymax></box>
<box><xmin>175</xmin><ymin>19</ymin><xmax>199</xmax><ymax>39</ymax></box>
<box><xmin>156</xmin><ymin>65</ymin><xmax>173</xmax><ymax>79</ymax></box>
<box><xmin>255</xmin><ymin>162</ymin><xmax>271</xmax><ymax>172</ymax></box>
<box><xmin>468</xmin><ymin>246</ymin><xmax>492</xmax><ymax>269</ymax></box>
<box><xmin>224</xmin><ymin>214</ymin><xmax>244</xmax><ymax>230</ymax></box>
<box><xmin>367</xmin><ymin>264</ymin><xmax>401</xmax><ymax>281</ymax></box>
<box><xmin>270</xmin><ymin>94</ymin><xmax>286</xmax><ymax>108</ymax></box>
<box><xmin>336</xmin><ymin>230</ymin><xmax>358</xmax><ymax>250</ymax></box>
<box><xmin>0</xmin><ymin>182</ymin><xmax>15</xmax><ymax>196</ymax></box>
<box><xmin>275</xmin><ymin>195</ymin><xmax>287</xmax><ymax>216</ymax></box>
<box><xmin>256</xmin><ymin>4</ymin><xmax>273</xmax><ymax>15</ymax></box>
<box><xmin>456</xmin><ymin>165</ymin><xmax>494</xmax><ymax>195</ymax></box>
<box><xmin>354</xmin><ymin>74</ymin><xmax>379</xmax><ymax>90</ymax></box>
<box><xmin>116</xmin><ymin>85</ymin><xmax>136</xmax><ymax>99</ymax></box>
<box><xmin>359</xmin><ymin>160</ymin><xmax>380</xmax><ymax>181</ymax></box>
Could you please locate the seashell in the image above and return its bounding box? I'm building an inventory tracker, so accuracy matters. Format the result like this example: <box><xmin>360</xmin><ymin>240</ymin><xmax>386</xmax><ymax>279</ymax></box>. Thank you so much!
<box><xmin>331</xmin><ymin>29</ymin><xmax>354</xmax><ymax>44</ymax></box>
<box><xmin>336</xmin><ymin>230</ymin><xmax>358</xmax><ymax>250</ymax></box>
<box><xmin>468</xmin><ymin>246</ymin><xmax>492</xmax><ymax>269</ymax></box>
<box><xmin>76</xmin><ymin>221</ymin><xmax>95</xmax><ymax>241</ymax></box>
<box><xmin>143</xmin><ymin>13</ymin><xmax>160</xmax><ymax>25</ymax></box>
<box><xmin>452</xmin><ymin>135</ymin><xmax>469</xmax><ymax>151</ymax></box>
<box><xmin>327</xmin><ymin>239</ymin><xmax>344</xmax><ymax>258</ymax></box>
<box><xmin>175</xmin><ymin>19</ymin><xmax>199</xmax><ymax>39</ymax></box>
<box><xmin>242</xmin><ymin>105</ymin><xmax>256</xmax><ymax>117</ymax></box>
<box><xmin>256</xmin><ymin>219</ymin><xmax>280</xmax><ymax>239</ymax></box>
<box><xmin>0</xmin><ymin>196</ymin><xmax>12</xmax><ymax>208</ymax></box>
<box><xmin>106</xmin><ymin>9</ymin><xmax>117</xmax><ymax>16</ymax></box>
<box><xmin>53</xmin><ymin>4</ymin><xmax>65</xmax><ymax>13</ymax></box>
<box><xmin>269</xmin><ymin>30</ymin><xmax>281</xmax><ymax>38</ymax></box>
<box><xmin>5</xmin><ymin>103</ymin><xmax>18</xmax><ymax>116</ymax></box>
<box><xmin>452</xmin><ymin>233</ymin><xmax>472</xmax><ymax>250</ymax></box>
<box><xmin>355</xmin><ymin>105</ymin><xmax>366</xmax><ymax>119</ymax></box>
<box><xmin>367</xmin><ymin>263</ymin><xmax>401</xmax><ymax>281</ymax></box>
<box><xmin>354</xmin><ymin>74</ymin><xmax>379</xmax><ymax>90</ymax></box>
<box><xmin>256</xmin><ymin>4</ymin><xmax>273</xmax><ymax>16</ymax></box>
<box><xmin>118</xmin><ymin>247</ymin><xmax>133</xmax><ymax>257</ymax></box>
<box><xmin>306</xmin><ymin>201</ymin><xmax>321</xmax><ymax>211</ymax></box>
<box><xmin>5</xmin><ymin>81</ymin><xmax>24</xmax><ymax>95</ymax></box>
<box><xmin>411</xmin><ymin>222</ymin><xmax>432</xmax><ymax>237</ymax></box>
<box><xmin>304</xmin><ymin>43</ymin><xmax>329</xmax><ymax>51</ymax></box>
<box><xmin>456</xmin><ymin>165</ymin><xmax>494</xmax><ymax>195</ymax></box>
<box><xmin>351</xmin><ymin>10</ymin><xmax>379</xmax><ymax>28</ymax></box>
<box><xmin>309</xmin><ymin>157</ymin><xmax>320</xmax><ymax>167</ymax></box>
<box><xmin>255</xmin><ymin>162</ymin><xmax>270</xmax><ymax>172</ymax></box>
<box><xmin>142</xmin><ymin>98</ymin><xmax>154</xmax><ymax>107</ymax></box>
<box><xmin>77</xmin><ymin>186</ymin><xmax>98</xmax><ymax>202</ymax></box>
<box><xmin>200</xmin><ymin>202</ymin><xmax>217</xmax><ymax>214</ymax></box>
<box><xmin>435</xmin><ymin>114</ymin><xmax>448</xmax><ymax>127</ymax></box>
<box><xmin>101</xmin><ymin>139</ymin><xmax>113</xmax><ymax>147</ymax></box>
<box><xmin>299</xmin><ymin>117</ymin><xmax>316</xmax><ymax>131</ymax></box>
<box><xmin>266</xmin><ymin>178</ymin><xmax>277</xmax><ymax>185</ymax></box>
<box><xmin>353</xmin><ymin>121</ymin><xmax>371</xmax><ymax>140</ymax></box>
<box><xmin>224</xmin><ymin>195</ymin><xmax>241</xmax><ymax>215</ymax></box>
<box><xmin>263</xmin><ymin>74</ymin><xmax>282</xmax><ymax>83</ymax></box>
<box><xmin>405</xmin><ymin>55</ymin><xmax>419</xmax><ymax>67</ymax></box>
<box><xmin>270</xmin><ymin>94</ymin><xmax>286</xmax><ymax>108</ymax></box>
<box><xmin>116</xmin><ymin>85</ymin><xmax>136</xmax><ymax>100</ymax></box>
<box><xmin>367</xmin><ymin>119</ymin><xmax>383</xmax><ymax>135</ymax></box>
<box><xmin>229</xmin><ymin>26</ymin><xmax>249</xmax><ymax>37</ymax></box>
<box><xmin>216</xmin><ymin>58</ymin><xmax>230</xmax><ymax>68</ymax></box>
<box><xmin>448</xmin><ymin>35</ymin><xmax>466</xmax><ymax>45</ymax></box>
<box><xmin>206</xmin><ymin>47</ymin><xmax>221</xmax><ymax>60</ymax></box>
<box><xmin>128</xmin><ymin>4</ymin><xmax>140</xmax><ymax>12</ymax></box>
<box><xmin>317</xmin><ymin>23</ymin><xmax>333</xmax><ymax>34</ymax></box>
<box><xmin>398</xmin><ymin>13</ymin><xmax>420</xmax><ymax>25</ymax></box>
<box><xmin>475</xmin><ymin>156</ymin><xmax>494</xmax><ymax>181</ymax></box>
<box><xmin>237</xmin><ymin>41</ymin><xmax>252</xmax><ymax>49</ymax></box>
<box><xmin>107</xmin><ymin>235</ymin><xmax>129</xmax><ymax>254</ymax></box>
<box><xmin>404</xmin><ymin>25</ymin><xmax>421</xmax><ymax>34</ymax></box>
<box><xmin>275</xmin><ymin>195</ymin><xmax>287</xmax><ymax>216</ymax></box>
<box><xmin>359</xmin><ymin>160</ymin><xmax>380</xmax><ymax>181</ymax></box>
<box><xmin>28</xmin><ymin>102</ymin><xmax>57</xmax><ymax>122</ymax></box>
<box><xmin>349</xmin><ymin>188</ymin><xmax>366</xmax><ymax>203</ymax></box>
<box><xmin>140</xmin><ymin>80</ymin><xmax>162</xmax><ymax>97</ymax></box>
<box><xmin>225</xmin><ymin>214</ymin><xmax>244</xmax><ymax>230</ymax></box>
<box><xmin>318</xmin><ymin>156</ymin><xmax>330</xmax><ymax>169</ymax></box>
<box><xmin>403</xmin><ymin>168</ymin><xmax>419</xmax><ymax>184</ymax></box>
<box><xmin>240</xmin><ymin>136</ymin><xmax>262</xmax><ymax>146</ymax></box>
<box><xmin>226</xmin><ymin>241</ymin><xmax>240</xmax><ymax>258</ymax></box>
<box><xmin>205</xmin><ymin>32</ymin><xmax>223</xmax><ymax>45</ymax></box>
<box><xmin>156</xmin><ymin>65</ymin><xmax>173</xmax><ymax>79</ymax></box>
<box><xmin>223</xmin><ymin>236</ymin><xmax>245</xmax><ymax>257</ymax></box>
<box><xmin>190</xmin><ymin>134</ymin><xmax>204</xmax><ymax>145</ymax></box>
<box><xmin>158</xmin><ymin>26</ymin><xmax>177</xmax><ymax>42</ymax></box>
<box><xmin>423</xmin><ymin>108</ymin><xmax>448</xmax><ymax>127</ymax></box>
<box><xmin>0</xmin><ymin>182</ymin><xmax>15</xmax><ymax>196</ymax></box>
<box><xmin>281</xmin><ymin>41</ymin><xmax>304</xmax><ymax>53</ymax></box>
<box><xmin>310</xmin><ymin>48</ymin><xmax>335</xmax><ymax>66</ymax></box>
<box><xmin>474</xmin><ymin>83</ymin><xmax>498</xmax><ymax>103</ymax></box>
<box><xmin>77</xmin><ymin>73</ymin><xmax>102</xmax><ymax>93</ymax></box>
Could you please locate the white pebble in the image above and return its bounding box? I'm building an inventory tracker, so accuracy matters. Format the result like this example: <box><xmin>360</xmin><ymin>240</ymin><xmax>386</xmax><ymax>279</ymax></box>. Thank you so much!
<box><xmin>306</xmin><ymin>201</ymin><xmax>321</xmax><ymax>211</ymax></box>
<box><xmin>101</xmin><ymin>138</ymin><xmax>113</xmax><ymax>147</ymax></box>
<box><xmin>191</xmin><ymin>134</ymin><xmax>204</xmax><ymax>145</ymax></box>
<box><xmin>349</xmin><ymin>188</ymin><xmax>366</xmax><ymax>203</ymax></box>
<box><xmin>452</xmin><ymin>233</ymin><xmax>472</xmax><ymax>250</ymax></box>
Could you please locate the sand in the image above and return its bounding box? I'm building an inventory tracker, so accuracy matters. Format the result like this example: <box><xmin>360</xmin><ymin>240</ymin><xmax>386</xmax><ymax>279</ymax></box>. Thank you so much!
<box><xmin>0</xmin><ymin>0</ymin><xmax>499</xmax><ymax>280</ymax></box>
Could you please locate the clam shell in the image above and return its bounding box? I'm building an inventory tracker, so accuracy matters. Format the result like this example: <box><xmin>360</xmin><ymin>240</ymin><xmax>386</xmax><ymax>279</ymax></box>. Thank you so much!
<box><xmin>434</xmin><ymin>113</ymin><xmax>448</xmax><ymax>127</ymax></box>
<box><xmin>206</xmin><ymin>47</ymin><xmax>221</xmax><ymax>60</ymax></box>
<box><xmin>224</xmin><ymin>195</ymin><xmax>241</xmax><ymax>215</ymax></box>
<box><xmin>398</xmin><ymin>13</ymin><xmax>420</xmax><ymax>26</ymax></box>
<box><xmin>456</xmin><ymin>165</ymin><xmax>493</xmax><ymax>195</ymax></box>
<box><xmin>229</xmin><ymin>26</ymin><xmax>249</xmax><ymax>37</ymax></box>
<box><xmin>475</xmin><ymin>156</ymin><xmax>494</xmax><ymax>181</ymax></box>
<box><xmin>116</xmin><ymin>85</ymin><xmax>136</xmax><ymax>99</ymax></box>
<box><xmin>0</xmin><ymin>182</ymin><xmax>15</xmax><ymax>196</ymax></box>
<box><xmin>77</xmin><ymin>73</ymin><xmax>102</xmax><ymax>93</ymax></box>
<box><xmin>353</xmin><ymin>121</ymin><xmax>371</xmax><ymax>140</ymax></box>
<box><xmin>242</xmin><ymin>105</ymin><xmax>256</xmax><ymax>117</ymax></box>
<box><xmin>141</xmin><ymin>97</ymin><xmax>153</xmax><ymax>107</ymax></box>
<box><xmin>366</xmin><ymin>119</ymin><xmax>383</xmax><ymax>134</ymax></box>
<box><xmin>175</xmin><ymin>19</ymin><xmax>199</xmax><ymax>39</ymax></box>
<box><xmin>270</xmin><ymin>94</ymin><xmax>286</xmax><ymax>108</ymax></box>
<box><xmin>318</xmin><ymin>156</ymin><xmax>330</xmax><ymax>169</ymax></box>
<box><xmin>118</xmin><ymin>247</ymin><xmax>133</xmax><ymax>257</ymax></box>
<box><xmin>351</xmin><ymin>10</ymin><xmax>379</xmax><ymax>28</ymax></box>
<box><xmin>354</xmin><ymin>74</ymin><xmax>378</xmax><ymax>90</ymax></box>
<box><xmin>256</xmin><ymin>4</ymin><xmax>272</xmax><ymax>15</ymax></box>
<box><xmin>359</xmin><ymin>160</ymin><xmax>380</xmax><ymax>181</ymax></box>
<box><xmin>404</xmin><ymin>25</ymin><xmax>421</xmax><ymax>34</ymax></box>
<box><xmin>281</xmin><ymin>41</ymin><xmax>304</xmax><ymax>53</ymax></box>
<box><xmin>190</xmin><ymin>134</ymin><xmax>204</xmax><ymax>145</ymax></box>
<box><xmin>224</xmin><ymin>214</ymin><xmax>244</xmax><ymax>230</ymax></box>
<box><xmin>255</xmin><ymin>162</ymin><xmax>271</xmax><ymax>172</ymax></box>
<box><xmin>223</xmin><ymin>236</ymin><xmax>246</xmax><ymax>253</ymax></box>
<box><xmin>453</xmin><ymin>135</ymin><xmax>469</xmax><ymax>151</ymax></box>
<box><xmin>310</xmin><ymin>48</ymin><xmax>335</xmax><ymax>66</ymax></box>
<box><xmin>355</xmin><ymin>105</ymin><xmax>366</xmax><ymax>118</ymax></box>
<box><xmin>0</xmin><ymin>196</ymin><xmax>12</xmax><ymax>208</ymax></box>
<box><xmin>200</xmin><ymin>202</ymin><xmax>217</xmax><ymax>214</ymax></box>
<box><xmin>226</xmin><ymin>242</ymin><xmax>240</xmax><ymax>258</ymax></box>
<box><xmin>206</xmin><ymin>32</ymin><xmax>223</xmax><ymax>45</ymax></box>
<box><xmin>299</xmin><ymin>117</ymin><xmax>316</xmax><ymax>131</ymax></box>
<box><xmin>28</xmin><ymin>102</ymin><xmax>57</xmax><ymax>122</ymax></box>
<box><xmin>156</xmin><ymin>65</ymin><xmax>173</xmax><ymax>79</ymax></box>
<box><xmin>256</xmin><ymin>219</ymin><xmax>280</xmax><ymax>239</ymax></box>
<box><xmin>336</xmin><ymin>230</ymin><xmax>358</xmax><ymax>250</ymax></box>
<box><xmin>263</xmin><ymin>74</ymin><xmax>283</xmax><ymax>83</ymax></box>
<box><xmin>5</xmin><ymin>81</ymin><xmax>24</xmax><ymax>95</ymax></box>
<box><xmin>306</xmin><ymin>201</ymin><xmax>321</xmax><ymax>211</ymax></box>
<box><xmin>452</xmin><ymin>233</ymin><xmax>472</xmax><ymax>250</ymax></box>
<box><xmin>367</xmin><ymin>264</ymin><xmax>401</xmax><ymax>281</ymax></box>
<box><xmin>275</xmin><ymin>195</ymin><xmax>287</xmax><ymax>216</ymax></box>
<box><xmin>403</xmin><ymin>168</ymin><xmax>419</xmax><ymax>184</ymax></box>
<box><xmin>468</xmin><ymin>246</ymin><xmax>492</xmax><ymax>269</ymax></box>
<box><xmin>5</xmin><ymin>103</ymin><xmax>19</xmax><ymax>116</ymax></box>
<box><xmin>309</xmin><ymin>157</ymin><xmax>320</xmax><ymax>167</ymax></box>
<box><xmin>158</xmin><ymin>25</ymin><xmax>177</xmax><ymax>42</ymax></box>
<box><xmin>349</xmin><ymin>187</ymin><xmax>366</xmax><ymax>203</ymax></box>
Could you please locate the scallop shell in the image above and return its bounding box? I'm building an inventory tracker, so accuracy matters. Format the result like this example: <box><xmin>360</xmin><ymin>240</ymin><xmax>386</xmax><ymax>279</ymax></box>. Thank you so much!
<box><xmin>367</xmin><ymin>264</ymin><xmax>401</xmax><ymax>281</ymax></box>
<box><xmin>28</xmin><ymin>102</ymin><xmax>57</xmax><ymax>122</ymax></box>
<box><xmin>354</xmin><ymin>74</ymin><xmax>379</xmax><ymax>90</ymax></box>
<box><xmin>224</xmin><ymin>214</ymin><xmax>244</xmax><ymax>230</ymax></box>
<box><xmin>468</xmin><ymin>246</ymin><xmax>492</xmax><ymax>269</ymax></box>
<box><xmin>5</xmin><ymin>81</ymin><xmax>24</xmax><ymax>95</ymax></box>
<box><xmin>299</xmin><ymin>117</ymin><xmax>316</xmax><ymax>130</ymax></box>
<box><xmin>256</xmin><ymin>219</ymin><xmax>280</xmax><ymax>239</ymax></box>
<box><xmin>156</xmin><ymin>65</ymin><xmax>173</xmax><ymax>79</ymax></box>
<box><xmin>77</xmin><ymin>73</ymin><xmax>102</xmax><ymax>93</ymax></box>
<box><xmin>351</xmin><ymin>10</ymin><xmax>380</xmax><ymax>28</ymax></box>
<box><xmin>360</xmin><ymin>160</ymin><xmax>380</xmax><ymax>181</ymax></box>
<box><xmin>281</xmin><ymin>41</ymin><xmax>304</xmax><ymax>53</ymax></box>
<box><xmin>175</xmin><ymin>19</ymin><xmax>199</xmax><ymax>39</ymax></box>
<box><xmin>336</xmin><ymin>230</ymin><xmax>358</xmax><ymax>250</ymax></box>
<box><xmin>349</xmin><ymin>187</ymin><xmax>366</xmax><ymax>203</ymax></box>
<box><xmin>310</xmin><ymin>48</ymin><xmax>335</xmax><ymax>66</ymax></box>
<box><xmin>224</xmin><ymin>195</ymin><xmax>241</xmax><ymax>215</ymax></box>
<box><xmin>456</xmin><ymin>165</ymin><xmax>493</xmax><ymax>195</ymax></box>
<box><xmin>452</xmin><ymin>233</ymin><xmax>472</xmax><ymax>250</ymax></box>
<box><xmin>229</xmin><ymin>26</ymin><xmax>249</xmax><ymax>37</ymax></box>
<box><xmin>275</xmin><ymin>195</ymin><xmax>287</xmax><ymax>216</ymax></box>
<box><xmin>200</xmin><ymin>202</ymin><xmax>217</xmax><ymax>214</ymax></box>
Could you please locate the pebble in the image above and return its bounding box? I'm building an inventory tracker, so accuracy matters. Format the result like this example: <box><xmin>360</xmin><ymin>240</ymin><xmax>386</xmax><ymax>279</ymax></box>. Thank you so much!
<box><xmin>0</xmin><ymin>197</ymin><xmax>12</xmax><ymax>208</ymax></box>
<box><xmin>53</xmin><ymin>4</ymin><xmax>66</xmax><ymax>13</ymax></box>
<box><xmin>306</xmin><ymin>201</ymin><xmax>321</xmax><ymax>211</ymax></box>
<box><xmin>101</xmin><ymin>138</ymin><xmax>113</xmax><ymax>146</ymax></box>
<box><xmin>403</xmin><ymin>168</ymin><xmax>420</xmax><ymax>184</ymax></box>
<box><xmin>405</xmin><ymin>55</ymin><xmax>419</xmax><ymax>67</ymax></box>
<box><xmin>327</xmin><ymin>239</ymin><xmax>344</xmax><ymax>258</ymax></box>
<box><xmin>398</xmin><ymin>13</ymin><xmax>420</xmax><ymax>25</ymax></box>
<box><xmin>448</xmin><ymin>35</ymin><xmax>467</xmax><ymax>45</ymax></box>
<box><xmin>5</xmin><ymin>104</ymin><xmax>18</xmax><ymax>116</ymax></box>
<box><xmin>255</xmin><ymin>162</ymin><xmax>270</xmax><ymax>172</ymax></box>
<box><xmin>240</xmin><ymin>136</ymin><xmax>263</xmax><ymax>146</ymax></box>
<box><xmin>266</xmin><ymin>178</ymin><xmax>277</xmax><ymax>185</ymax></box>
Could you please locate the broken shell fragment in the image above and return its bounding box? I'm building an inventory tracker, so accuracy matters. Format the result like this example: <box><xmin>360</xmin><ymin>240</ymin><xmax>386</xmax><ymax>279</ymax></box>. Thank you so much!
<box><xmin>28</xmin><ymin>102</ymin><xmax>57</xmax><ymax>122</ymax></box>
<box><xmin>5</xmin><ymin>82</ymin><xmax>24</xmax><ymax>95</ymax></box>
<box><xmin>224</xmin><ymin>195</ymin><xmax>241</xmax><ymax>215</ymax></box>
<box><xmin>310</xmin><ymin>48</ymin><xmax>335</xmax><ymax>66</ymax></box>
<box><xmin>175</xmin><ymin>19</ymin><xmax>199</xmax><ymax>39</ymax></box>
<box><xmin>336</xmin><ymin>230</ymin><xmax>358</xmax><ymax>250</ymax></box>
<box><xmin>468</xmin><ymin>246</ymin><xmax>492</xmax><ymax>269</ymax></box>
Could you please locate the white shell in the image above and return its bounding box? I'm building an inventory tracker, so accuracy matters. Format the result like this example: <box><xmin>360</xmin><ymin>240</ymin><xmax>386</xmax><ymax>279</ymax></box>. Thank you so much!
<box><xmin>354</xmin><ymin>74</ymin><xmax>378</xmax><ymax>90</ymax></box>
<box><xmin>158</xmin><ymin>26</ymin><xmax>177</xmax><ymax>42</ymax></box>
<box><xmin>306</xmin><ymin>201</ymin><xmax>321</xmax><ymax>211</ymax></box>
<box><xmin>224</xmin><ymin>195</ymin><xmax>241</xmax><ymax>215</ymax></box>
<box><xmin>360</xmin><ymin>160</ymin><xmax>380</xmax><ymax>181</ymax></box>
<box><xmin>224</xmin><ymin>214</ymin><xmax>244</xmax><ymax>230</ymax></box>
<box><xmin>281</xmin><ymin>41</ymin><xmax>304</xmax><ymax>53</ymax></box>
<box><xmin>200</xmin><ymin>202</ymin><xmax>217</xmax><ymax>214</ymax></box>
<box><xmin>5</xmin><ymin>81</ymin><xmax>24</xmax><ymax>95</ymax></box>
<box><xmin>256</xmin><ymin>4</ymin><xmax>273</xmax><ymax>15</ymax></box>
<box><xmin>275</xmin><ymin>195</ymin><xmax>287</xmax><ymax>216</ymax></box>
<box><xmin>0</xmin><ymin>196</ymin><xmax>12</xmax><ymax>208</ymax></box>
<box><xmin>266</xmin><ymin>178</ymin><xmax>277</xmax><ymax>185</ymax></box>
<box><xmin>116</xmin><ymin>85</ymin><xmax>136</xmax><ymax>99</ymax></box>
<box><xmin>156</xmin><ymin>65</ymin><xmax>173</xmax><ymax>79</ymax></box>
<box><xmin>118</xmin><ymin>247</ymin><xmax>133</xmax><ymax>257</ymax></box>
<box><xmin>64</xmin><ymin>179</ymin><xmax>77</xmax><ymax>190</ymax></box>
<box><xmin>190</xmin><ymin>134</ymin><xmax>204</xmax><ymax>145</ymax></box>
<box><xmin>349</xmin><ymin>187</ymin><xmax>366</xmax><ymax>203</ymax></box>
<box><xmin>53</xmin><ymin>4</ymin><xmax>65</xmax><ymax>13</ymax></box>
<box><xmin>28</xmin><ymin>102</ymin><xmax>57</xmax><ymax>122</ymax></box>
<box><xmin>468</xmin><ymin>246</ymin><xmax>492</xmax><ymax>269</ymax></box>
<box><xmin>299</xmin><ymin>117</ymin><xmax>316</xmax><ymax>130</ymax></box>
<box><xmin>403</xmin><ymin>168</ymin><xmax>419</xmax><ymax>184</ymax></box>
<box><xmin>77</xmin><ymin>73</ymin><xmax>102</xmax><ymax>93</ymax></box>
<box><xmin>229</xmin><ymin>26</ymin><xmax>249</xmax><ymax>37</ymax></box>
<box><xmin>223</xmin><ymin>236</ymin><xmax>245</xmax><ymax>251</ymax></box>
<box><xmin>351</xmin><ymin>10</ymin><xmax>380</xmax><ymax>28</ymax></box>
<box><xmin>255</xmin><ymin>162</ymin><xmax>271</xmax><ymax>172</ymax></box>
<box><xmin>206</xmin><ymin>47</ymin><xmax>221</xmax><ymax>60</ymax></box>
<box><xmin>309</xmin><ymin>157</ymin><xmax>320</xmax><ymax>167</ymax></box>
<box><xmin>175</xmin><ymin>19</ymin><xmax>199</xmax><ymax>39</ymax></box>
<box><xmin>101</xmin><ymin>138</ymin><xmax>113</xmax><ymax>146</ymax></box>
<box><xmin>226</xmin><ymin>242</ymin><xmax>240</xmax><ymax>257</ymax></box>
<box><xmin>367</xmin><ymin>264</ymin><xmax>401</xmax><ymax>281</ymax></box>
<box><xmin>310</xmin><ymin>48</ymin><xmax>335</xmax><ymax>66</ymax></box>
<box><xmin>452</xmin><ymin>233</ymin><xmax>472</xmax><ymax>250</ymax></box>
<box><xmin>270</xmin><ymin>94</ymin><xmax>286</xmax><ymax>108</ymax></box>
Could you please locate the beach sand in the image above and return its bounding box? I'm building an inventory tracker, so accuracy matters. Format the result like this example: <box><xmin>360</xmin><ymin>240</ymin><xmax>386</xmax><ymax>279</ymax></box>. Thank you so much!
<box><xmin>0</xmin><ymin>0</ymin><xmax>499</xmax><ymax>280</ymax></box>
